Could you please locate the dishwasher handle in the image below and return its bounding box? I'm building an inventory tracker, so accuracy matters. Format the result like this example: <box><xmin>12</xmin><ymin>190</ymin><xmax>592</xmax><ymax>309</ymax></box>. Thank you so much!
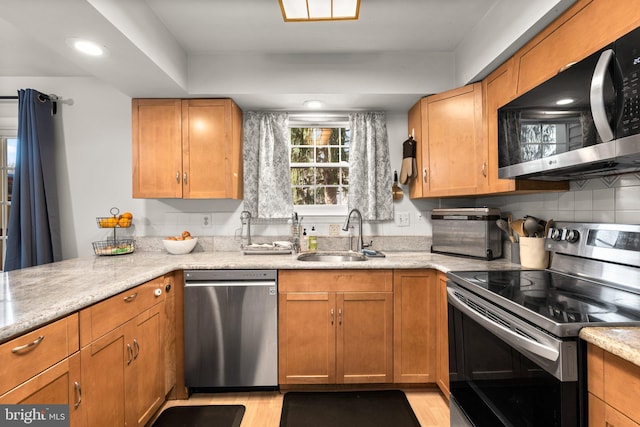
<box><xmin>184</xmin><ymin>280</ymin><xmax>276</xmax><ymax>288</ymax></box>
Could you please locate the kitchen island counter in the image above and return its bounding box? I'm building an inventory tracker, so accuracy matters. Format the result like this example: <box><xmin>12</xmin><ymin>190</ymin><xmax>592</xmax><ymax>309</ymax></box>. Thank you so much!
<box><xmin>0</xmin><ymin>250</ymin><xmax>517</xmax><ymax>343</ymax></box>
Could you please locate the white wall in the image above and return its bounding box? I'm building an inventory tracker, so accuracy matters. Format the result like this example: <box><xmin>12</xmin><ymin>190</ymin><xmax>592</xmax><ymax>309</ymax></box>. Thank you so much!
<box><xmin>0</xmin><ymin>77</ymin><xmax>442</xmax><ymax>259</ymax></box>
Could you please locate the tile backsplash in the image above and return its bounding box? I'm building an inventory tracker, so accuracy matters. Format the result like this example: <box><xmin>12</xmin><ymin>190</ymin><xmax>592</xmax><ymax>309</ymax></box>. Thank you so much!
<box><xmin>476</xmin><ymin>172</ymin><xmax>640</xmax><ymax>225</ymax></box>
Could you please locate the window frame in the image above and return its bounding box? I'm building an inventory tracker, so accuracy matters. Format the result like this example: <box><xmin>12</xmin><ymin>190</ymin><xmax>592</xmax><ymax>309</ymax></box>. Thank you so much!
<box><xmin>0</xmin><ymin>131</ymin><xmax>16</xmax><ymax>271</ymax></box>
<box><xmin>288</xmin><ymin>115</ymin><xmax>350</xmax><ymax>217</ymax></box>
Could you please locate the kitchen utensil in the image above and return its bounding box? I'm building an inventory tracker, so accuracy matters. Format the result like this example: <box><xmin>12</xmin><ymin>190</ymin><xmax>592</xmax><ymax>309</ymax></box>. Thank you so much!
<box><xmin>392</xmin><ymin>170</ymin><xmax>404</xmax><ymax>200</ymax></box>
<box><xmin>496</xmin><ymin>219</ymin><xmax>515</xmax><ymax>242</ymax></box>
<box><xmin>544</xmin><ymin>219</ymin><xmax>554</xmax><ymax>238</ymax></box>
<box><xmin>510</xmin><ymin>219</ymin><xmax>526</xmax><ymax>238</ymax></box>
<box><xmin>524</xmin><ymin>216</ymin><xmax>539</xmax><ymax>237</ymax></box>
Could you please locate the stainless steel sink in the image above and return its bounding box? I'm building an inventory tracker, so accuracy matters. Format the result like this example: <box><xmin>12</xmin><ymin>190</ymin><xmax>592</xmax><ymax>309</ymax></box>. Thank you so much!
<box><xmin>296</xmin><ymin>252</ymin><xmax>367</xmax><ymax>262</ymax></box>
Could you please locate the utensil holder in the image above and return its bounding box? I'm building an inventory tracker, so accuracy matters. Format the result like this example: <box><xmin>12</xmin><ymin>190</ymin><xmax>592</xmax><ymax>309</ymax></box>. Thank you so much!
<box><xmin>519</xmin><ymin>237</ymin><xmax>549</xmax><ymax>269</ymax></box>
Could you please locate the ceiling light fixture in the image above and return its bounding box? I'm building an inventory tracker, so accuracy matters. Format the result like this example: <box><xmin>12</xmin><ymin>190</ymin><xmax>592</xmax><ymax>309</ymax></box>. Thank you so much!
<box><xmin>303</xmin><ymin>100</ymin><xmax>324</xmax><ymax>109</ymax></box>
<box><xmin>279</xmin><ymin>0</ymin><xmax>360</xmax><ymax>22</ymax></box>
<box><xmin>66</xmin><ymin>38</ymin><xmax>108</xmax><ymax>57</ymax></box>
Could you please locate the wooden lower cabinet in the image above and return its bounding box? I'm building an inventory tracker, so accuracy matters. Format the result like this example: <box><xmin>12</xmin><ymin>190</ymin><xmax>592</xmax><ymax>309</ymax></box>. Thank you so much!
<box><xmin>81</xmin><ymin>301</ymin><xmax>165</xmax><ymax>427</ymax></box>
<box><xmin>278</xmin><ymin>270</ymin><xmax>394</xmax><ymax>385</ymax></box>
<box><xmin>0</xmin><ymin>353</ymin><xmax>83</xmax><ymax>426</ymax></box>
<box><xmin>436</xmin><ymin>272</ymin><xmax>450</xmax><ymax>399</ymax></box>
<box><xmin>393</xmin><ymin>270</ymin><xmax>437</xmax><ymax>383</ymax></box>
<box><xmin>587</xmin><ymin>343</ymin><xmax>640</xmax><ymax>426</ymax></box>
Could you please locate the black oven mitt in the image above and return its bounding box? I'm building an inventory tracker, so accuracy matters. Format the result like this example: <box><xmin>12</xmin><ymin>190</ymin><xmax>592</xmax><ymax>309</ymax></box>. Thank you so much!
<box><xmin>399</xmin><ymin>136</ymin><xmax>417</xmax><ymax>184</ymax></box>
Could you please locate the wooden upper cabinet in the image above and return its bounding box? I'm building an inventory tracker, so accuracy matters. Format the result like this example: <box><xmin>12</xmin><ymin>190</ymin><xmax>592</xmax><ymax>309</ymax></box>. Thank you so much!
<box><xmin>408</xmin><ymin>84</ymin><xmax>484</xmax><ymax>198</ymax></box>
<box><xmin>132</xmin><ymin>98</ymin><xmax>243</xmax><ymax>199</ymax></box>
<box><xmin>407</xmin><ymin>98</ymin><xmax>427</xmax><ymax>198</ymax></box>
<box><xmin>132</xmin><ymin>99</ymin><xmax>182</xmax><ymax>198</ymax></box>
<box><xmin>515</xmin><ymin>0</ymin><xmax>640</xmax><ymax>95</ymax></box>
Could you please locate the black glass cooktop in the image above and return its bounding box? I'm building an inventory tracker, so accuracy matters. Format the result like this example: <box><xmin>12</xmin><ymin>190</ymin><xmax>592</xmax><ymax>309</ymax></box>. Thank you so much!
<box><xmin>448</xmin><ymin>270</ymin><xmax>640</xmax><ymax>334</ymax></box>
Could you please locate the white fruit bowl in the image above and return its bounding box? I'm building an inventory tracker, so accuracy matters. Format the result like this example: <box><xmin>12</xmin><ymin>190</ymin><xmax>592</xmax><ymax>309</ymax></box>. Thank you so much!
<box><xmin>163</xmin><ymin>237</ymin><xmax>198</xmax><ymax>254</ymax></box>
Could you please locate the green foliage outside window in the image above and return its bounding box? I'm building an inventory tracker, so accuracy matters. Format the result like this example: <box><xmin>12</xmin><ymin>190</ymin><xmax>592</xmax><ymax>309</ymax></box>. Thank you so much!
<box><xmin>290</xmin><ymin>127</ymin><xmax>349</xmax><ymax>205</ymax></box>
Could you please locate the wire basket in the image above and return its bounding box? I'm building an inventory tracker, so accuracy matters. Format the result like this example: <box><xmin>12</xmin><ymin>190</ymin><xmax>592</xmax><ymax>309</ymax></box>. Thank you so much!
<box><xmin>92</xmin><ymin>239</ymin><xmax>136</xmax><ymax>256</ymax></box>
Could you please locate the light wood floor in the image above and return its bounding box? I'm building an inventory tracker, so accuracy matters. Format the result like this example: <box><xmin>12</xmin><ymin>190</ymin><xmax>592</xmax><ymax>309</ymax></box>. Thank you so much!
<box><xmin>152</xmin><ymin>388</ymin><xmax>450</xmax><ymax>426</ymax></box>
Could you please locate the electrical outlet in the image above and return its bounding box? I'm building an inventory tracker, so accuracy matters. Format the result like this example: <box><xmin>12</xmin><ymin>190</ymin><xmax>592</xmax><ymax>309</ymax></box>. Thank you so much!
<box><xmin>397</xmin><ymin>212</ymin><xmax>410</xmax><ymax>227</ymax></box>
<box><xmin>329</xmin><ymin>224</ymin><xmax>341</xmax><ymax>237</ymax></box>
<box><xmin>202</xmin><ymin>214</ymin><xmax>212</xmax><ymax>228</ymax></box>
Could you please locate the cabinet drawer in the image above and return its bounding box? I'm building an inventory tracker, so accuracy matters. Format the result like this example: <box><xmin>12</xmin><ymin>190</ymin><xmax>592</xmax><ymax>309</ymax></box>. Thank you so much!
<box><xmin>603</xmin><ymin>350</ymin><xmax>640</xmax><ymax>425</ymax></box>
<box><xmin>79</xmin><ymin>277</ymin><xmax>165</xmax><ymax>346</ymax></box>
<box><xmin>278</xmin><ymin>270</ymin><xmax>393</xmax><ymax>292</ymax></box>
<box><xmin>0</xmin><ymin>314</ymin><xmax>79</xmax><ymax>395</ymax></box>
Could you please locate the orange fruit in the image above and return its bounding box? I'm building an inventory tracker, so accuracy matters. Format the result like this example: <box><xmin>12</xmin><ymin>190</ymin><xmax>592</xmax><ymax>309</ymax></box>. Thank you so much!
<box><xmin>121</xmin><ymin>212</ymin><xmax>133</xmax><ymax>219</ymax></box>
<box><xmin>118</xmin><ymin>217</ymin><xmax>131</xmax><ymax>227</ymax></box>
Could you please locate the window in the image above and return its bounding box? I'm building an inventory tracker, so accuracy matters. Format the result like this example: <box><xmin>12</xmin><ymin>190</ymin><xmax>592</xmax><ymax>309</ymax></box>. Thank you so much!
<box><xmin>0</xmin><ymin>134</ymin><xmax>16</xmax><ymax>271</ymax></box>
<box><xmin>289</xmin><ymin>125</ymin><xmax>350</xmax><ymax>209</ymax></box>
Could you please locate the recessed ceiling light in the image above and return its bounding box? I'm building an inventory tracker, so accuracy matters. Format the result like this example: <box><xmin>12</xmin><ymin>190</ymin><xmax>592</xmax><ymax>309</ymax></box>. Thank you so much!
<box><xmin>556</xmin><ymin>98</ymin><xmax>575</xmax><ymax>105</ymax></box>
<box><xmin>303</xmin><ymin>100</ymin><xmax>324</xmax><ymax>109</ymax></box>
<box><xmin>66</xmin><ymin>38</ymin><xmax>108</xmax><ymax>57</ymax></box>
<box><xmin>279</xmin><ymin>0</ymin><xmax>360</xmax><ymax>22</ymax></box>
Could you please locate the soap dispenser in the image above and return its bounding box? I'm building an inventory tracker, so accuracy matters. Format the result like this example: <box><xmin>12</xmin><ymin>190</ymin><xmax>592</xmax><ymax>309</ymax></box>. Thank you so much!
<box><xmin>308</xmin><ymin>226</ymin><xmax>317</xmax><ymax>252</ymax></box>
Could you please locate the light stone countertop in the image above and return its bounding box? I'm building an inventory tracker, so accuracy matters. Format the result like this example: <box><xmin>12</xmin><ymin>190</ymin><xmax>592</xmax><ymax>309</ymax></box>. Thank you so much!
<box><xmin>0</xmin><ymin>250</ymin><xmax>517</xmax><ymax>343</ymax></box>
<box><xmin>580</xmin><ymin>327</ymin><xmax>640</xmax><ymax>367</ymax></box>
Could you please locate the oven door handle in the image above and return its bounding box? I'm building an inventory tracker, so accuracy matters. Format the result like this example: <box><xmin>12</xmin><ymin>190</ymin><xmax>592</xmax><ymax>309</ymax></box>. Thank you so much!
<box><xmin>447</xmin><ymin>287</ymin><xmax>560</xmax><ymax>362</ymax></box>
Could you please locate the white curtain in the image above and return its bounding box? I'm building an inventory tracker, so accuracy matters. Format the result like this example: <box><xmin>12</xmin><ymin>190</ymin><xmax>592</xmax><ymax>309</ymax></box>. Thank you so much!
<box><xmin>348</xmin><ymin>112</ymin><xmax>393</xmax><ymax>221</ymax></box>
<box><xmin>243</xmin><ymin>112</ymin><xmax>293</xmax><ymax>218</ymax></box>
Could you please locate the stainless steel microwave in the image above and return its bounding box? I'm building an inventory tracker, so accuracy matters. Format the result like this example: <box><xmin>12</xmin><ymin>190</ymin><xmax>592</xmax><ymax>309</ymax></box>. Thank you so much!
<box><xmin>498</xmin><ymin>25</ymin><xmax>640</xmax><ymax>180</ymax></box>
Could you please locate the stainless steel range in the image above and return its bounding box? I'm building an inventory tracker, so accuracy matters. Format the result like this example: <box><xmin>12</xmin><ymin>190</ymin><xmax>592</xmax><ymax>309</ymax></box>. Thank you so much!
<box><xmin>447</xmin><ymin>221</ymin><xmax>640</xmax><ymax>427</ymax></box>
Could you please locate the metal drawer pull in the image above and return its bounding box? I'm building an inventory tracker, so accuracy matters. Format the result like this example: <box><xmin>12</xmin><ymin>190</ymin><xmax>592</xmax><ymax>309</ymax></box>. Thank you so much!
<box><xmin>11</xmin><ymin>335</ymin><xmax>44</xmax><ymax>353</ymax></box>
<box><xmin>338</xmin><ymin>308</ymin><xmax>343</xmax><ymax>325</ymax></box>
<box><xmin>123</xmin><ymin>292</ymin><xmax>138</xmax><ymax>302</ymax></box>
<box><xmin>133</xmin><ymin>339</ymin><xmax>140</xmax><ymax>359</ymax></box>
<box><xmin>176</xmin><ymin>171</ymin><xmax>180</xmax><ymax>183</ymax></box>
<box><xmin>74</xmin><ymin>382</ymin><xmax>82</xmax><ymax>409</ymax></box>
<box><xmin>127</xmin><ymin>344</ymin><xmax>133</xmax><ymax>365</ymax></box>
<box><xmin>183</xmin><ymin>172</ymin><xmax>188</xmax><ymax>184</ymax></box>
<box><xmin>330</xmin><ymin>308</ymin><xmax>334</xmax><ymax>325</ymax></box>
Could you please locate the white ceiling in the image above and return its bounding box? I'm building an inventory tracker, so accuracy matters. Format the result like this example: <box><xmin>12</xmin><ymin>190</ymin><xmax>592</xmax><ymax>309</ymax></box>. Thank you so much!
<box><xmin>0</xmin><ymin>0</ymin><xmax>576</xmax><ymax>112</ymax></box>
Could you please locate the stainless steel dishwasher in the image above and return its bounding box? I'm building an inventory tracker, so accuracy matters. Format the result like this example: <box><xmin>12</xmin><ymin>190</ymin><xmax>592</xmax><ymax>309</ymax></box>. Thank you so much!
<box><xmin>184</xmin><ymin>269</ymin><xmax>278</xmax><ymax>389</ymax></box>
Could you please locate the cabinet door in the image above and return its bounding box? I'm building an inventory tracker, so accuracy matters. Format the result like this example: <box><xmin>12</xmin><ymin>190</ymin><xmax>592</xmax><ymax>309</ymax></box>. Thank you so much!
<box><xmin>163</xmin><ymin>273</ymin><xmax>176</xmax><ymax>397</ymax></box>
<box><xmin>337</xmin><ymin>292</ymin><xmax>393</xmax><ymax>384</ymax></box>
<box><xmin>408</xmin><ymin>99</ymin><xmax>427</xmax><ymax>198</ymax></box>
<box><xmin>426</xmin><ymin>83</ymin><xmax>484</xmax><ymax>197</ymax></box>
<box><xmin>0</xmin><ymin>353</ymin><xmax>83</xmax><ymax>427</ymax></box>
<box><xmin>81</xmin><ymin>322</ymin><xmax>136</xmax><ymax>427</ymax></box>
<box><xmin>436</xmin><ymin>273</ymin><xmax>450</xmax><ymax>398</ymax></box>
<box><xmin>393</xmin><ymin>270</ymin><xmax>437</xmax><ymax>383</ymax></box>
<box><xmin>132</xmin><ymin>99</ymin><xmax>183</xmax><ymax>198</ymax></box>
<box><xmin>134</xmin><ymin>302</ymin><xmax>165</xmax><ymax>427</ymax></box>
<box><xmin>279</xmin><ymin>292</ymin><xmax>337</xmax><ymax>384</ymax></box>
<box><xmin>182</xmin><ymin>99</ymin><xmax>243</xmax><ymax>199</ymax></box>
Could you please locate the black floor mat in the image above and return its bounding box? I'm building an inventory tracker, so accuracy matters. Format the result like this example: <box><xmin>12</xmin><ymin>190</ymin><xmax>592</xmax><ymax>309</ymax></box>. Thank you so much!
<box><xmin>151</xmin><ymin>405</ymin><xmax>245</xmax><ymax>427</ymax></box>
<box><xmin>279</xmin><ymin>390</ymin><xmax>421</xmax><ymax>427</ymax></box>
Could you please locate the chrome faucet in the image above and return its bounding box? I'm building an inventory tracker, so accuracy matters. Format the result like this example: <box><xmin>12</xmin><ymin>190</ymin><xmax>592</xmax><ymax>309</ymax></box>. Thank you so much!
<box><xmin>342</xmin><ymin>208</ymin><xmax>371</xmax><ymax>252</ymax></box>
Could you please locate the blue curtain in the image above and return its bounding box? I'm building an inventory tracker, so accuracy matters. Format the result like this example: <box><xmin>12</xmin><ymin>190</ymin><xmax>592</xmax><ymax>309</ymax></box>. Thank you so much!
<box><xmin>5</xmin><ymin>89</ymin><xmax>62</xmax><ymax>271</ymax></box>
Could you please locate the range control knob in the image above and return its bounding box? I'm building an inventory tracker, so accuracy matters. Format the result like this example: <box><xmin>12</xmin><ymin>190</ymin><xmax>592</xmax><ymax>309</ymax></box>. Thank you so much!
<box><xmin>566</xmin><ymin>229</ymin><xmax>580</xmax><ymax>243</ymax></box>
<box><xmin>550</xmin><ymin>228</ymin><xmax>563</xmax><ymax>241</ymax></box>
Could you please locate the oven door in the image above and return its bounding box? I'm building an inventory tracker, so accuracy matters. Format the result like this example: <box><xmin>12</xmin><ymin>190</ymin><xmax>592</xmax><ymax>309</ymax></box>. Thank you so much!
<box><xmin>447</xmin><ymin>281</ymin><xmax>583</xmax><ymax>427</ymax></box>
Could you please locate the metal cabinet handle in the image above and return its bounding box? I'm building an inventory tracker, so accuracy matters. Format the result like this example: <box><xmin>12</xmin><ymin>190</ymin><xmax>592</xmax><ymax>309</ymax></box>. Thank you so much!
<box><xmin>330</xmin><ymin>308</ymin><xmax>334</xmax><ymax>325</ymax></box>
<box><xmin>338</xmin><ymin>308</ymin><xmax>343</xmax><ymax>325</ymax></box>
<box><xmin>123</xmin><ymin>292</ymin><xmax>138</xmax><ymax>302</ymax></box>
<box><xmin>133</xmin><ymin>339</ymin><xmax>140</xmax><ymax>359</ymax></box>
<box><xmin>74</xmin><ymin>382</ymin><xmax>82</xmax><ymax>409</ymax></box>
<box><xmin>127</xmin><ymin>344</ymin><xmax>133</xmax><ymax>365</ymax></box>
<box><xmin>176</xmin><ymin>171</ymin><xmax>180</xmax><ymax>183</ymax></box>
<box><xmin>11</xmin><ymin>335</ymin><xmax>44</xmax><ymax>353</ymax></box>
<box><xmin>422</xmin><ymin>168</ymin><xmax>428</xmax><ymax>183</ymax></box>
<box><xmin>482</xmin><ymin>162</ymin><xmax>487</xmax><ymax>177</ymax></box>
<box><xmin>183</xmin><ymin>172</ymin><xmax>188</xmax><ymax>184</ymax></box>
